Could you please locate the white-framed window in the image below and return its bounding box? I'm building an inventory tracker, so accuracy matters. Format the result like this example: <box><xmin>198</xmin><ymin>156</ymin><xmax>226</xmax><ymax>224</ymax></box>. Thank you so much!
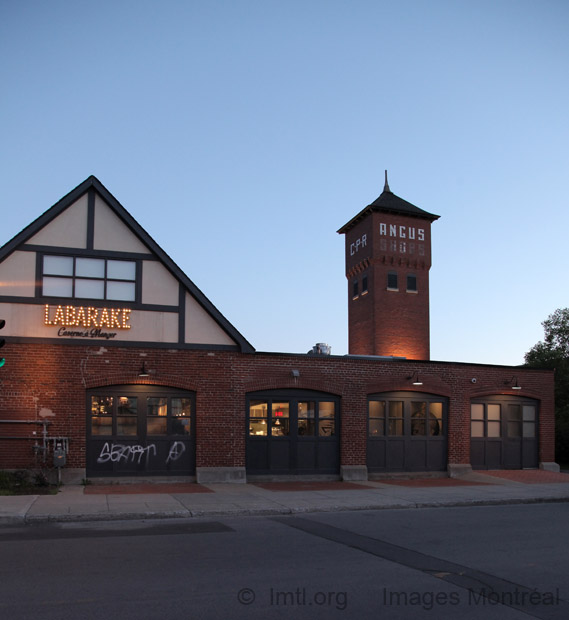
<box><xmin>42</xmin><ymin>255</ymin><xmax>137</xmax><ymax>301</ymax></box>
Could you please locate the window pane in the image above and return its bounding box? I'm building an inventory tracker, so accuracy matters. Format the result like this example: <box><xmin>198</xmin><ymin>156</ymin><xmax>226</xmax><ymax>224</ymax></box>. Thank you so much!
<box><xmin>92</xmin><ymin>396</ymin><xmax>113</xmax><ymax>415</ymax></box>
<box><xmin>117</xmin><ymin>417</ymin><xmax>137</xmax><ymax>435</ymax></box>
<box><xmin>249</xmin><ymin>401</ymin><xmax>268</xmax><ymax>418</ymax></box>
<box><xmin>388</xmin><ymin>419</ymin><xmax>404</xmax><ymax>435</ymax></box>
<box><xmin>172</xmin><ymin>398</ymin><xmax>191</xmax><ymax>435</ymax></box>
<box><xmin>471</xmin><ymin>421</ymin><xmax>484</xmax><ymax>438</ymax></box>
<box><xmin>319</xmin><ymin>402</ymin><xmax>335</xmax><ymax>419</ymax></box>
<box><xmin>488</xmin><ymin>421</ymin><xmax>501</xmax><ymax>437</ymax></box>
<box><xmin>298</xmin><ymin>419</ymin><xmax>315</xmax><ymax>436</ymax></box>
<box><xmin>172</xmin><ymin>398</ymin><xmax>191</xmax><ymax>417</ymax></box>
<box><xmin>118</xmin><ymin>396</ymin><xmax>137</xmax><ymax>416</ymax></box>
<box><xmin>369</xmin><ymin>419</ymin><xmax>384</xmax><ymax>436</ymax></box>
<box><xmin>523</xmin><ymin>422</ymin><xmax>535</xmax><ymax>438</ymax></box>
<box><xmin>91</xmin><ymin>416</ymin><xmax>112</xmax><ymax>435</ymax></box>
<box><xmin>272</xmin><ymin>402</ymin><xmax>289</xmax><ymax>437</ymax></box>
<box><xmin>43</xmin><ymin>255</ymin><xmax>73</xmax><ymax>276</ymax></box>
<box><xmin>407</xmin><ymin>275</ymin><xmax>417</xmax><ymax>291</ymax></box>
<box><xmin>107</xmin><ymin>260</ymin><xmax>136</xmax><ymax>280</ymax></box>
<box><xmin>369</xmin><ymin>401</ymin><xmax>385</xmax><ymax>418</ymax></box>
<box><xmin>488</xmin><ymin>404</ymin><xmax>501</xmax><ymax>420</ymax></box>
<box><xmin>508</xmin><ymin>405</ymin><xmax>522</xmax><ymax>421</ymax></box>
<box><xmin>507</xmin><ymin>422</ymin><xmax>522</xmax><ymax>437</ymax></box>
<box><xmin>362</xmin><ymin>275</ymin><xmax>368</xmax><ymax>292</ymax></box>
<box><xmin>75</xmin><ymin>278</ymin><xmax>105</xmax><ymax>299</ymax></box>
<box><xmin>523</xmin><ymin>406</ymin><xmax>536</xmax><ymax>421</ymax></box>
<box><xmin>106</xmin><ymin>281</ymin><xmax>136</xmax><ymax>301</ymax></box>
<box><xmin>471</xmin><ymin>404</ymin><xmax>484</xmax><ymax>420</ymax></box>
<box><xmin>319</xmin><ymin>419</ymin><xmax>335</xmax><ymax>437</ymax></box>
<box><xmin>411</xmin><ymin>419</ymin><xmax>426</xmax><ymax>435</ymax></box>
<box><xmin>272</xmin><ymin>402</ymin><xmax>289</xmax><ymax>418</ymax></box>
<box><xmin>148</xmin><ymin>397</ymin><xmax>167</xmax><ymax>416</ymax></box>
<box><xmin>147</xmin><ymin>418</ymin><xmax>167</xmax><ymax>435</ymax></box>
<box><xmin>411</xmin><ymin>402</ymin><xmax>426</xmax><ymax>419</ymax></box>
<box><xmin>43</xmin><ymin>276</ymin><xmax>73</xmax><ymax>297</ymax></box>
<box><xmin>389</xmin><ymin>402</ymin><xmax>403</xmax><ymax>418</ymax></box>
<box><xmin>429</xmin><ymin>403</ymin><xmax>443</xmax><ymax>436</ymax></box>
<box><xmin>387</xmin><ymin>272</ymin><xmax>398</xmax><ymax>289</ymax></box>
<box><xmin>249</xmin><ymin>420</ymin><xmax>267</xmax><ymax>436</ymax></box>
<box><xmin>298</xmin><ymin>401</ymin><xmax>315</xmax><ymax>419</ymax></box>
<box><xmin>76</xmin><ymin>258</ymin><xmax>105</xmax><ymax>278</ymax></box>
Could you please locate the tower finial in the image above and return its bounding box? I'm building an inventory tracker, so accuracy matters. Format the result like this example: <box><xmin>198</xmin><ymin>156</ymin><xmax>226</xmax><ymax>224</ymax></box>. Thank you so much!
<box><xmin>383</xmin><ymin>169</ymin><xmax>391</xmax><ymax>193</ymax></box>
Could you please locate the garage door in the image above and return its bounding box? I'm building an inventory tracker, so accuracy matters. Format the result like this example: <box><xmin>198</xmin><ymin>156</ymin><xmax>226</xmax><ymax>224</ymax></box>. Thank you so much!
<box><xmin>471</xmin><ymin>396</ymin><xmax>538</xmax><ymax>469</ymax></box>
<box><xmin>87</xmin><ymin>385</ymin><xmax>195</xmax><ymax>476</ymax></box>
<box><xmin>367</xmin><ymin>392</ymin><xmax>448</xmax><ymax>472</ymax></box>
<box><xmin>246</xmin><ymin>390</ymin><xmax>340</xmax><ymax>475</ymax></box>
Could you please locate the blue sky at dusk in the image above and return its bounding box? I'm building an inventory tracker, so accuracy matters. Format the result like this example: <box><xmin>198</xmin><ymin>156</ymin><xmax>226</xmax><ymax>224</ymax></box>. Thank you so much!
<box><xmin>1</xmin><ymin>0</ymin><xmax>567</xmax><ymax>364</ymax></box>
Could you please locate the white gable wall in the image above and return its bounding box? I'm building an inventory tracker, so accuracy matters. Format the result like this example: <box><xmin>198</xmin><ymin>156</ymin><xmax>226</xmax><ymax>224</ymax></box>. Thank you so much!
<box><xmin>93</xmin><ymin>195</ymin><xmax>151</xmax><ymax>254</ymax></box>
<box><xmin>0</xmin><ymin>251</ymin><xmax>36</xmax><ymax>297</ymax></box>
<box><xmin>27</xmin><ymin>194</ymin><xmax>88</xmax><ymax>248</ymax></box>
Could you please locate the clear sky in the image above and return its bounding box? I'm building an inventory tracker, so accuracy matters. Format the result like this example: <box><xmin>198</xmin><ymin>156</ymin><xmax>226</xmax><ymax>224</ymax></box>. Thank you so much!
<box><xmin>1</xmin><ymin>0</ymin><xmax>567</xmax><ymax>365</ymax></box>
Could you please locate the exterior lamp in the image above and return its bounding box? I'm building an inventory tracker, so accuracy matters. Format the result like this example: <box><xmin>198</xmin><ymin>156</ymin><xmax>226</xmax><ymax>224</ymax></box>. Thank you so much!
<box><xmin>408</xmin><ymin>371</ymin><xmax>423</xmax><ymax>386</ymax></box>
<box><xmin>507</xmin><ymin>376</ymin><xmax>522</xmax><ymax>390</ymax></box>
<box><xmin>138</xmin><ymin>361</ymin><xmax>150</xmax><ymax>377</ymax></box>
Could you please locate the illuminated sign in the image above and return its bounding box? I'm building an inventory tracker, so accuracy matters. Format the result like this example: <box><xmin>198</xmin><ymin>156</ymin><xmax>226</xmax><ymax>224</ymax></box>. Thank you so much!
<box><xmin>44</xmin><ymin>305</ymin><xmax>132</xmax><ymax>330</ymax></box>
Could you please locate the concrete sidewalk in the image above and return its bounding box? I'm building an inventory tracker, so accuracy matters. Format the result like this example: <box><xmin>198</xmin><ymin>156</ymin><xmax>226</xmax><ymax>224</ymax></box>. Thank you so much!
<box><xmin>1</xmin><ymin>470</ymin><xmax>569</xmax><ymax>525</ymax></box>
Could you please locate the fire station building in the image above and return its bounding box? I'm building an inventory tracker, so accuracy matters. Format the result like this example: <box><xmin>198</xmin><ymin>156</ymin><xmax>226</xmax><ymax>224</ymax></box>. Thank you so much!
<box><xmin>0</xmin><ymin>176</ymin><xmax>557</xmax><ymax>482</ymax></box>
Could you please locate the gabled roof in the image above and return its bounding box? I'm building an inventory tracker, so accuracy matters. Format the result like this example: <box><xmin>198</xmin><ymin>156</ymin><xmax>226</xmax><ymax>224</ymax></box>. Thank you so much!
<box><xmin>337</xmin><ymin>174</ymin><xmax>440</xmax><ymax>234</ymax></box>
<box><xmin>0</xmin><ymin>175</ymin><xmax>255</xmax><ymax>353</ymax></box>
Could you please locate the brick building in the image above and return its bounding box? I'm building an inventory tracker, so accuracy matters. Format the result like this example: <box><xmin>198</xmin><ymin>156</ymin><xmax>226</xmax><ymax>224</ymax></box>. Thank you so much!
<box><xmin>0</xmin><ymin>176</ymin><xmax>557</xmax><ymax>482</ymax></box>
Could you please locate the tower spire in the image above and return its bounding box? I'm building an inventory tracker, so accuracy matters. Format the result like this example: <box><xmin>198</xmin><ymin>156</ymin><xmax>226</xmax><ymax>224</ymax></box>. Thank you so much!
<box><xmin>383</xmin><ymin>170</ymin><xmax>391</xmax><ymax>193</ymax></box>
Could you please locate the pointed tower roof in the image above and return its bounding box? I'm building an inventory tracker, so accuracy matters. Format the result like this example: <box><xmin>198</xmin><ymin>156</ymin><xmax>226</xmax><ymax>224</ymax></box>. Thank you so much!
<box><xmin>337</xmin><ymin>171</ymin><xmax>440</xmax><ymax>234</ymax></box>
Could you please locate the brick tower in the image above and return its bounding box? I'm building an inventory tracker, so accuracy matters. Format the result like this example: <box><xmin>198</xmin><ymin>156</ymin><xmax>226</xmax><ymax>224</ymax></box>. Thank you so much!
<box><xmin>337</xmin><ymin>173</ymin><xmax>439</xmax><ymax>360</ymax></box>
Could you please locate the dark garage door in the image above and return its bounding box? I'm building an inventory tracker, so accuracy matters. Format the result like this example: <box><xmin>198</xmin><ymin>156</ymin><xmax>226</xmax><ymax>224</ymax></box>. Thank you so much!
<box><xmin>471</xmin><ymin>396</ymin><xmax>538</xmax><ymax>469</ymax></box>
<box><xmin>367</xmin><ymin>392</ymin><xmax>448</xmax><ymax>473</ymax></box>
<box><xmin>246</xmin><ymin>390</ymin><xmax>340</xmax><ymax>475</ymax></box>
<box><xmin>87</xmin><ymin>385</ymin><xmax>195</xmax><ymax>476</ymax></box>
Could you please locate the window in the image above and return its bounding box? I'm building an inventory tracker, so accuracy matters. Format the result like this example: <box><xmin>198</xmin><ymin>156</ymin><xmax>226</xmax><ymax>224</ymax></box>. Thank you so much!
<box><xmin>407</xmin><ymin>274</ymin><xmax>417</xmax><ymax>292</ymax></box>
<box><xmin>42</xmin><ymin>255</ymin><xmax>137</xmax><ymax>301</ymax></box>
<box><xmin>248</xmin><ymin>396</ymin><xmax>336</xmax><ymax>438</ymax></box>
<box><xmin>387</xmin><ymin>271</ymin><xmax>398</xmax><ymax>290</ymax></box>
<box><xmin>362</xmin><ymin>274</ymin><xmax>368</xmax><ymax>294</ymax></box>
<box><xmin>90</xmin><ymin>390</ymin><xmax>192</xmax><ymax>437</ymax></box>
<box><xmin>352</xmin><ymin>279</ymin><xmax>359</xmax><ymax>299</ymax></box>
<box><xmin>369</xmin><ymin>396</ymin><xmax>444</xmax><ymax>437</ymax></box>
<box><xmin>471</xmin><ymin>403</ymin><xmax>501</xmax><ymax>438</ymax></box>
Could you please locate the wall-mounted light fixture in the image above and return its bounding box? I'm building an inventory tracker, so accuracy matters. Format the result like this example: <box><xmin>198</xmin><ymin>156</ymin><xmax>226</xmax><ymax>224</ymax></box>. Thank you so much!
<box><xmin>138</xmin><ymin>361</ymin><xmax>150</xmax><ymax>377</ymax></box>
<box><xmin>291</xmin><ymin>369</ymin><xmax>300</xmax><ymax>378</ymax></box>
<box><xmin>408</xmin><ymin>371</ymin><xmax>423</xmax><ymax>386</ymax></box>
<box><xmin>505</xmin><ymin>376</ymin><xmax>522</xmax><ymax>390</ymax></box>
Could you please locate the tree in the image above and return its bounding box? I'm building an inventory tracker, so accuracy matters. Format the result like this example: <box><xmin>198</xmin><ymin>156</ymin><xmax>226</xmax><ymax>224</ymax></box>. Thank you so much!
<box><xmin>525</xmin><ymin>308</ymin><xmax>569</xmax><ymax>464</ymax></box>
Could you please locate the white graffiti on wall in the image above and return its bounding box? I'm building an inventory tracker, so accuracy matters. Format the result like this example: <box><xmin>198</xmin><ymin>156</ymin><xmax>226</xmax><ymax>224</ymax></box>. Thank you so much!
<box><xmin>97</xmin><ymin>441</ymin><xmax>187</xmax><ymax>465</ymax></box>
<box><xmin>166</xmin><ymin>441</ymin><xmax>186</xmax><ymax>464</ymax></box>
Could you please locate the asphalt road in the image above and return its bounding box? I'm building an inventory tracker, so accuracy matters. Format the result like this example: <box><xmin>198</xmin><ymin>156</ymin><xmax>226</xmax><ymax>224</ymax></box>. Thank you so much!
<box><xmin>0</xmin><ymin>503</ymin><xmax>567</xmax><ymax>619</ymax></box>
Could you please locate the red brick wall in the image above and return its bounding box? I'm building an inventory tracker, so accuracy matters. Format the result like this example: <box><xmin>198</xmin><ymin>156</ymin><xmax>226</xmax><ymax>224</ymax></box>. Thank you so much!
<box><xmin>344</xmin><ymin>212</ymin><xmax>434</xmax><ymax>360</ymax></box>
<box><xmin>0</xmin><ymin>342</ymin><xmax>556</xmax><ymax>471</ymax></box>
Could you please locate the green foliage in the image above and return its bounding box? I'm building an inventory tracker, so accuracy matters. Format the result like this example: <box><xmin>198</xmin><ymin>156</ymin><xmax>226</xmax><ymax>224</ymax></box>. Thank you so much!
<box><xmin>525</xmin><ymin>308</ymin><xmax>569</xmax><ymax>462</ymax></box>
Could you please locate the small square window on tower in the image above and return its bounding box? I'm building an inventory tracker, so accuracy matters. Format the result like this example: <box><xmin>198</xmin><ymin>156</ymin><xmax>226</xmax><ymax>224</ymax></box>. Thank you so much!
<box><xmin>387</xmin><ymin>271</ymin><xmax>398</xmax><ymax>290</ymax></box>
<box><xmin>407</xmin><ymin>274</ymin><xmax>417</xmax><ymax>292</ymax></box>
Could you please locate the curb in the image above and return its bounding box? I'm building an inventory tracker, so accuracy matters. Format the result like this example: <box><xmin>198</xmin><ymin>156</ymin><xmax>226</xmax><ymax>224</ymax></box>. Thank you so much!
<box><xmin>6</xmin><ymin>495</ymin><xmax>568</xmax><ymax>525</ymax></box>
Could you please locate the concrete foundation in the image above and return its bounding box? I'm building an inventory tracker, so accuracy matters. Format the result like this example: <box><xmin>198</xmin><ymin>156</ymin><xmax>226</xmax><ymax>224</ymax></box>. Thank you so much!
<box><xmin>196</xmin><ymin>466</ymin><xmax>246</xmax><ymax>484</ymax></box>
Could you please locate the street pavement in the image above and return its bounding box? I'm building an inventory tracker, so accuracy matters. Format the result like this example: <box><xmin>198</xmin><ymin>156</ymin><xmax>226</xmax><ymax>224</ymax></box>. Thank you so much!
<box><xmin>1</xmin><ymin>469</ymin><xmax>568</xmax><ymax>525</ymax></box>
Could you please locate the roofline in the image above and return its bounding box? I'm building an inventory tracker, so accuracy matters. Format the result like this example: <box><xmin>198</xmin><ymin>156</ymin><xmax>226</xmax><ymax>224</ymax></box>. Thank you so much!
<box><xmin>0</xmin><ymin>176</ymin><xmax>255</xmax><ymax>354</ymax></box>
<box><xmin>337</xmin><ymin>193</ymin><xmax>440</xmax><ymax>235</ymax></box>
